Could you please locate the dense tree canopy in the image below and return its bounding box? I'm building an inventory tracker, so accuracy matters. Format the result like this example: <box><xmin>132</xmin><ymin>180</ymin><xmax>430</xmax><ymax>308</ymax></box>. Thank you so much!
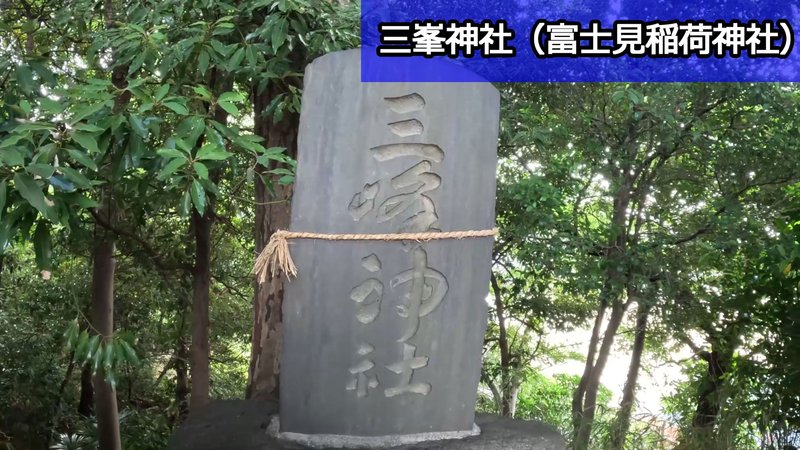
<box><xmin>1</xmin><ymin>2</ymin><xmax>799</xmax><ymax>450</ymax></box>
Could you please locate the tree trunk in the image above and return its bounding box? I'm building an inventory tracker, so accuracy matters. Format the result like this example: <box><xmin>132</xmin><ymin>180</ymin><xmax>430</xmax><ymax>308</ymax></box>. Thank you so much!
<box><xmin>572</xmin><ymin>297</ymin><xmax>607</xmax><ymax>429</ymax></box>
<box><xmin>572</xmin><ymin>165</ymin><xmax>634</xmax><ymax>449</ymax></box>
<box><xmin>175</xmin><ymin>337</ymin><xmax>190</xmax><ymax>421</ymax></box>
<box><xmin>501</xmin><ymin>383</ymin><xmax>521</xmax><ymax>418</ymax></box>
<box><xmin>246</xmin><ymin>81</ymin><xmax>299</xmax><ymax>400</ymax></box>
<box><xmin>574</xmin><ymin>301</ymin><xmax>629</xmax><ymax>450</ymax></box>
<box><xmin>490</xmin><ymin>272</ymin><xmax>519</xmax><ymax>418</ymax></box>
<box><xmin>609</xmin><ymin>303</ymin><xmax>650</xmax><ymax>450</ymax></box>
<box><xmin>692</xmin><ymin>348</ymin><xmax>727</xmax><ymax>428</ymax></box>
<box><xmin>90</xmin><ymin>227</ymin><xmax>122</xmax><ymax>450</ymax></box>
<box><xmin>87</xmin><ymin>3</ymin><xmax>125</xmax><ymax>448</ymax></box>
<box><xmin>77</xmin><ymin>363</ymin><xmax>94</xmax><ymax>417</ymax></box>
<box><xmin>189</xmin><ymin>209</ymin><xmax>214</xmax><ymax>410</ymax></box>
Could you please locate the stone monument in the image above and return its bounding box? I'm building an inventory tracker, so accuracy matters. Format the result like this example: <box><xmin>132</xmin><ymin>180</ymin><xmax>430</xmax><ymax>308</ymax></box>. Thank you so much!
<box><xmin>277</xmin><ymin>48</ymin><xmax>494</xmax><ymax>446</ymax></box>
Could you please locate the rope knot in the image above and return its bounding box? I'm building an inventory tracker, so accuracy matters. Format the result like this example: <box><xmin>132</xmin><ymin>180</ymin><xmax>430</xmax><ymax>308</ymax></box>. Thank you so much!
<box><xmin>253</xmin><ymin>230</ymin><xmax>297</xmax><ymax>282</ymax></box>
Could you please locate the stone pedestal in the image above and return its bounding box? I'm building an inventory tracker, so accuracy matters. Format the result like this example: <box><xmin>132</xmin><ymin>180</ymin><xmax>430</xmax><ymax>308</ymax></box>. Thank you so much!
<box><xmin>168</xmin><ymin>401</ymin><xmax>565</xmax><ymax>450</ymax></box>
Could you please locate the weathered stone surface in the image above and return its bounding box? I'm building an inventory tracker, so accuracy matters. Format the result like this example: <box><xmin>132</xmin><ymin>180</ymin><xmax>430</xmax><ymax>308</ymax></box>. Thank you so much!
<box><xmin>279</xmin><ymin>48</ymin><xmax>500</xmax><ymax>440</ymax></box>
<box><xmin>168</xmin><ymin>401</ymin><xmax>565</xmax><ymax>450</ymax></box>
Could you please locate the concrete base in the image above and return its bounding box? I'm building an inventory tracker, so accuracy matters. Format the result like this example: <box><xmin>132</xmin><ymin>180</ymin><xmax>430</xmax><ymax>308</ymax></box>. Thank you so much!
<box><xmin>168</xmin><ymin>400</ymin><xmax>565</xmax><ymax>450</ymax></box>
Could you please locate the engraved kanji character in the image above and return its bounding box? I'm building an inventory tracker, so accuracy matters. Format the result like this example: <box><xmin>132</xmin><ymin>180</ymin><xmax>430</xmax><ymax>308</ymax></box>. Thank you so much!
<box><xmin>350</xmin><ymin>254</ymin><xmax>383</xmax><ymax>324</ymax></box>
<box><xmin>397</xmin><ymin>196</ymin><xmax>440</xmax><ymax>233</ymax></box>
<box><xmin>384</xmin><ymin>343</ymin><xmax>431</xmax><ymax>398</ymax></box>
<box><xmin>377</xmin><ymin>161</ymin><xmax>441</xmax><ymax>224</ymax></box>
<box><xmin>349</xmin><ymin>182</ymin><xmax>380</xmax><ymax>221</ymax></box>
<box><xmin>390</xmin><ymin>247</ymin><xmax>448</xmax><ymax>342</ymax></box>
<box><xmin>371</xmin><ymin>143</ymin><xmax>444</xmax><ymax>163</ymax></box>
<box><xmin>347</xmin><ymin>343</ymin><xmax>380</xmax><ymax>398</ymax></box>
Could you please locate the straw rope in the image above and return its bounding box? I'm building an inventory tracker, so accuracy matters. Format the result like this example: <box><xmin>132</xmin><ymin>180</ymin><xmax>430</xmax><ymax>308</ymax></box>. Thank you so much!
<box><xmin>253</xmin><ymin>227</ymin><xmax>499</xmax><ymax>281</ymax></box>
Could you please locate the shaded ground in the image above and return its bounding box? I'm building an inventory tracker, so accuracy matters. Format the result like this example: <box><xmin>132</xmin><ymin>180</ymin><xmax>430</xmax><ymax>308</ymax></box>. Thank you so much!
<box><xmin>168</xmin><ymin>400</ymin><xmax>564</xmax><ymax>450</ymax></box>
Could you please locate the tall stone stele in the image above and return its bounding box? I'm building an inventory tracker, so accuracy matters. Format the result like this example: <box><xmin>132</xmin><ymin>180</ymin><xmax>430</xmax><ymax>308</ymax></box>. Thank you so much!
<box><xmin>279</xmin><ymin>49</ymin><xmax>500</xmax><ymax>447</ymax></box>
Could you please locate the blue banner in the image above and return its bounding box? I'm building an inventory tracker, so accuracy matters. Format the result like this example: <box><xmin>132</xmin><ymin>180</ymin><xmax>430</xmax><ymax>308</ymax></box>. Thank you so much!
<box><xmin>361</xmin><ymin>0</ymin><xmax>799</xmax><ymax>82</ymax></box>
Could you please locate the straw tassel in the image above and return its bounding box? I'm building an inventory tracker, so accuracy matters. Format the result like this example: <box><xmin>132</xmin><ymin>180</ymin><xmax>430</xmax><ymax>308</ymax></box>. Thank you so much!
<box><xmin>253</xmin><ymin>230</ymin><xmax>298</xmax><ymax>282</ymax></box>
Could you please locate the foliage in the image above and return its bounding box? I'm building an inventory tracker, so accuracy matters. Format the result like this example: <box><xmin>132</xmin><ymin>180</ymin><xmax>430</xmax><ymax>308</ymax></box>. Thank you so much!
<box><xmin>516</xmin><ymin>373</ymin><xmax>613</xmax><ymax>437</ymax></box>
<box><xmin>2</xmin><ymin>1</ymin><xmax>800</xmax><ymax>448</ymax></box>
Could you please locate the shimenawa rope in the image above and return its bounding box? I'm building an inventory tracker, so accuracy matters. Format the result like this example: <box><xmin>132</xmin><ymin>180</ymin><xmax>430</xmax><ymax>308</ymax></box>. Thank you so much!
<box><xmin>253</xmin><ymin>228</ymin><xmax>499</xmax><ymax>281</ymax></box>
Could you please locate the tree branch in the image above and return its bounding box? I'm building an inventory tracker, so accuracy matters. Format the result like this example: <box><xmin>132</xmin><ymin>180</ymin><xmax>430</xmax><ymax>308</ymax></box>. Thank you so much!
<box><xmin>89</xmin><ymin>208</ymin><xmax>191</xmax><ymax>272</ymax></box>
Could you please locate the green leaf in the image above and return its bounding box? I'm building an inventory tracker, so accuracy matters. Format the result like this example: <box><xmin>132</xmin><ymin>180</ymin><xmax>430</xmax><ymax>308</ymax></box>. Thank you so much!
<box><xmin>87</xmin><ymin>335</ymin><xmax>101</xmax><ymax>360</ymax></box>
<box><xmin>198</xmin><ymin>49</ymin><xmax>210</xmax><ymax>75</ymax></box>
<box><xmin>15</xmin><ymin>122</ymin><xmax>54</xmax><ymax>132</ymax></box>
<box><xmin>73</xmin><ymin>123</ymin><xmax>105</xmax><ymax>133</ymax></box>
<box><xmin>128</xmin><ymin>114</ymin><xmax>148</xmax><ymax>138</ymax></box>
<box><xmin>209</xmin><ymin>39</ymin><xmax>230</xmax><ymax>57</ymax></box>
<box><xmin>72</xmin><ymin>131</ymin><xmax>99</xmax><ymax>153</ymax></box>
<box><xmin>15</xmin><ymin>65</ymin><xmax>35</xmax><ymax>93</ymax></box>
<box><xmin>72</xmin><ymin>195</ymin><xmax>99</xmax><ymax>208</ymax></box>
<box><xmin>39</xmin><ymin>97</ymin><xmax>63</xmax><ymax>114</ymax></box>
<box><xmin>64</xmin><ymin>320</ymin><xmax>79</xmax><ymax>349</ymax></box>
<box><xmin>179</xmin><ymin>189</ymin><xmax>191</xmax><ymax>217</ymax></box>
<box><xmin>75</xmin><ymin>330</ymin><xmax>89</xmax><ymax>361</ymax></box>
<box><xmin>119</xmin><ymin>340</ymin><xmax>139</xmax><ymax>365</ymax></box>
<box><xmin>164</xmin><ymin>101</ymin><xmax>189</xmax><ymax>115</ymax></box>
<box><xmin>218</xmin><ymin>92</ymin><xmax>243</xmax><ymax>103</ymax></box>
<box><xmin>245</xmin><ymin>46</ymin><xmax>257</xmax><ymax>66</ymax></box>
<box><xmin>71</xmin><ymin>103</ymin><xmax>106</xmax><ymax>123</ymax></box>
<box><xmin>192</xmin><ymin>85</ymin><xmax>212</xmax><ymax>101</ymax></box>
<box><xmin>20</xmin><ymin>100</ymin><xmax>31</xmax><ymax>116</ymax></box>
<box><xmin>128</xmin><ymin>52</ymin><xmax>146</xmax><ymax>75</ymax></box>
<box><xmin>92</xmin><ymin>343</ymin><xmax>103</xmax><ymax>373</ymax></box>
<box><xmin>191</xmin><ymin>179</ymin><xmax>206</xmax><ymax>215</ymax></box>
<box><xmin>155</xmin><ymin>84</ymin><xmax>170</xmax><ymax>101</ymax></box>
<box><xmin>66</xmin><ymin>148</ymin><xmax>98</xmax><ymax>171</ymax></box>
<box><xmin>13</xmin><ymin>173</ymin><xmax>55</xmax><ymax>221</ymax></box>
<box><xmin>32</xmin><ymin>221</ymin><xmax>52</xmax><ymax>269</ymax></box>
<box><xmin>104</xmin><ymin>341</ymin><xmax>114</xmax><ymax>370</ymax></box>
<box><xmin>159</xmin><ymin>158</ymin><xmax>185</xmax><ymax>180</ymax></box>
<box><xmin>26</xmin><ymin>164</ymin><xmax>55</xmax><ymax>178</ymax></box>
<box><xmin>193</xmin><ymin>161</ymin><xmax>209</xmax><ymax>179</ymax></box>
<box><xmin>0</xmin><ymin>134</ymin><xmax>26</xmax><ymax>149</ymax></box>
<box><xmin>0</xmin><ymin>148</ymin><xmax>25</xmax><ymax>167</ymax></box>
<box><xmin>271</xmin><ymin>19</ymin><xmax>287</xmax><ymax>53</ymax></box>
<box><xmin>229</xmin><ymin>47</ymin><xmax>245</xmax><ymax>70</ymax></box>
<box><xmin>58</xmin><ymin>166</ymin><xmax>92</xmax><ymax>189</ymax></box>
<box><xmin>157</xmin><ymin>148</ymin><xmax>187</xmax><ymax>159</ymax></box>
<box><xmin>196</xmin><ymin>143</ymin><xmax>231</xmax><ymax>161</ymax></box>
<box><xmin>217</xmin><ymin>101</ymin><xmax>239</xmax><ymax>117</ymax></box>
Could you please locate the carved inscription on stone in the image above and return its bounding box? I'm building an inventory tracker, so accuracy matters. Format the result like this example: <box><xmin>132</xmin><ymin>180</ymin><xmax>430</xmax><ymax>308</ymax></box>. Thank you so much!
<box><xmin>344</xmin><ymin>93</ymin><xmax>449</xmax><ymax>399</ymax></box>
<box><xmin>346</xmin><ymin>342</ymin><xmax>380</xmax><ymax>398</ymax></box>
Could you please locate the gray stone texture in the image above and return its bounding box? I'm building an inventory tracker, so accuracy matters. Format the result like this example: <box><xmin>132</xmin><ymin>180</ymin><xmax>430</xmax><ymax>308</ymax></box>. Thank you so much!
<box><xmin>280</xmin><ymin>48</ymin><xmax>501</xmax><ymax>438</ymax></box>
<box><xmin>168</xmin><ymin>401</ymin><xmax>566</xmax><ymax>450</ymax></box>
